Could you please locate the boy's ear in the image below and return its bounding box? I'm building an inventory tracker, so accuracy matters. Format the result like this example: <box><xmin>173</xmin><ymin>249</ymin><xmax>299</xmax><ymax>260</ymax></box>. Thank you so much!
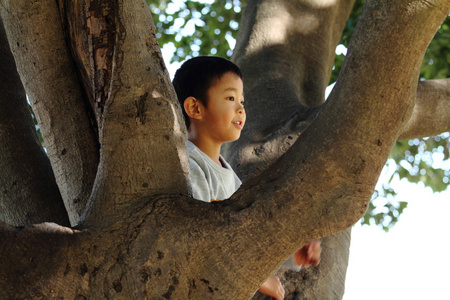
<box><xmin>183</xmin><ymin>97</ymin><xmax>203</xmax><ymax>120</ymax></box>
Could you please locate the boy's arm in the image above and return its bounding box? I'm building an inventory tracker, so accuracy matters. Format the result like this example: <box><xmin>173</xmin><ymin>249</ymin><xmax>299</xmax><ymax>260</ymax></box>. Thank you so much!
<box><xmin>258</xmin><ymin>275</ymin><xmax>285</xmax><ymax>300</ymax></box>
<box><xmin>293</xmin><ymin>240</ymin><xmax>321</xmax><ymax>267</ymax></box>
<box><xmin>281</xmin><ymin>240</ymin><xmax>321</xmax><ymax>272</ymax></box>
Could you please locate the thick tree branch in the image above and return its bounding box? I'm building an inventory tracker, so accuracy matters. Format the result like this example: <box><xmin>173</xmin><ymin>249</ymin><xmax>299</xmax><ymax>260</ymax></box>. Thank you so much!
<box><xmin>0</xmin><ymin>0</ymin><xmax>99</xmax><ymax>225</ymax></box>
<box><xmin>82</xmin><ymin>0</ymin><xmax>190</xmax><ymax>226</ymax></box>
<box><xmin>227</xmin><ymin>1</ymin><xmax>449</xmax><ymax>297</ymax></box>
<box><xmin>0</xmin><ymin>17</ymin><xmax>70</xmax><ymax>226</ymax></box>
<box><xmin>399</xmin><ymin>78</ymin><xmax>450</xmax><ymax>139</ymax></box>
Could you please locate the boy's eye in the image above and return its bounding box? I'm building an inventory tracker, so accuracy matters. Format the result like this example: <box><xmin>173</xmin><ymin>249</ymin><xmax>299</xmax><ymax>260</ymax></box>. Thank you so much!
<box><xmin>226</xmin><ymin>97</ymin><xmax>234</xmax><ymax>101</ymax></box>
<box><xmin>241</xmin><ymin>100</ymin><xmax>245</xmax><ymax>107</ymax></box>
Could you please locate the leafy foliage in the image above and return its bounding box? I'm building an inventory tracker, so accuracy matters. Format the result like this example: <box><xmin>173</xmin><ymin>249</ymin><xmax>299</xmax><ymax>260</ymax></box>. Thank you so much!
<box><xmin>147</xmin><ymin>0</ymin><xmax>243</xmax><ymax>61</ymax></box>
<box><xmin>361</xmin><ymin>132</ymin><xmax>450</xmax><ymax>231</ymax></box>
<box><xmin>139</xmin><ymin>1</ymin><xmax>450</xmax><ymax>231</ymax></box>
<box><xmin>421</xmin><ymin>17</ymin><xmax>450</xmax><ymax>80</ymax></box>
<box><xmin>328</xmin><ymin>0</ymin><xmax>364</xmax><ymax>84</ymax></box>
<box><xmin>393</xmin><ymin>136</ymin><xmax>450</xmax><ymax>191</ymax></box>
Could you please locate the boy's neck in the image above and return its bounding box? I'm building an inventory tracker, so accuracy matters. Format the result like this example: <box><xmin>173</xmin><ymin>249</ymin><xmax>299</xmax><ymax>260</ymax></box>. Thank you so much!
<box><xmin>189</xmin><ymin>135</ymin><xmax>222</xmax><ymax>166</ymax></box>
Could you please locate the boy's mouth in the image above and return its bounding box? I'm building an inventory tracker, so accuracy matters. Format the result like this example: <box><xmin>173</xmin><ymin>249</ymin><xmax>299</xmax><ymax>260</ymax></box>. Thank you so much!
<box><xmin>232</xmin><ymin>120</ymin><xmax>244</xmax><ymax>128</ymax></box>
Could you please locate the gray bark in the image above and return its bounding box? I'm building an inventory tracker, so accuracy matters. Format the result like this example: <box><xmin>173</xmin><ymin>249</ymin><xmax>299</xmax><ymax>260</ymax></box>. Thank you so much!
<box><xmin>0</xmin><ymin>0</ymin><xmax>99</xmax><ymax>225</ymax></box>
<box><xmin>0</xmin><ymin>16</ymin><xmax>70</xmax><ymax>226</ymax></box>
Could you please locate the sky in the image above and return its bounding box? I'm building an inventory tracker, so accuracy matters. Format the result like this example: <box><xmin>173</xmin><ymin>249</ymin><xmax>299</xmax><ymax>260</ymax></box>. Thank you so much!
<box><xmin>161</xmin><ymin>47</ymin><xmax>449</xmax><ymax>300</ymax></box>
<box><xmin>344</xmin><ymin>180</ymin><xmax>450</xmax><ymax>300</ymax></box>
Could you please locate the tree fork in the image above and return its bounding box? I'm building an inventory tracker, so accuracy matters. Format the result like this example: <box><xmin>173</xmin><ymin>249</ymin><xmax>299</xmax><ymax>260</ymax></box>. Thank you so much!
<box><xmin>80</xmin><ymin>0</ymin><xmax>190</xmax><ymax>227</ymax></box>
<box><xmin>0</xmin><ymin>0</ymin><xmax>449</xmax><ymax>299</ymax></box>
<box><xmin>58</xmin><ymin>0</ymin><xmax>118</xmax><ymax>131</ymax></box>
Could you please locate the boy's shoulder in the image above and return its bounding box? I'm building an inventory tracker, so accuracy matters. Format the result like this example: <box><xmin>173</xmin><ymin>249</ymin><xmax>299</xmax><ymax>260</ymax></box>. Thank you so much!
<box><xmin>187</xmin><ymin>141</ymin><xmax>236</xmax><ymax>175</ymax></box>
<box><xmin>187</xmin><ymin>140</ymin><xmax>202</xmax><ymax>162</ymax></box>
<box><xmin>187</xmin><ymin>140</ymin><xmax>210</xmax><ymax>171</ymax></box>
<box><xmin>187</xmin><ymin>140</ymin><xmax>197</xmax><ymax>152</ymax></box>
<box><xmin>188</xmin><ymin>141</ymin><xmax>216</xmax><ymax>168</ymax></box>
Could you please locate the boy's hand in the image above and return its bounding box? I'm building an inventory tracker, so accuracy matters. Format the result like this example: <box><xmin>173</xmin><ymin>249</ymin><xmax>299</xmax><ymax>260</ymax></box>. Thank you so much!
<box><xmin>294</xmin><ymin>240</ymin><xmax>321</xmax><ymax>267</ymax></box>
<box><xmin>258</xmin><ymin>275</ymin><xmax>285</xmax><ymax>300</ymax></box>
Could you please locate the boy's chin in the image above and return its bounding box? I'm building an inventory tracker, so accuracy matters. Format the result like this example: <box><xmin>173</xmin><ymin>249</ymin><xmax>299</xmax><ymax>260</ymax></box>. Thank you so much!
<box><xmin>224</xmin><ymin>138</ymin><xmax>239</xmax><ymax>144</ymax></box>
<box><xmin>229</xmin><ymin>135</ymin><xmax>241</xmax><ymax>142</ymax></box>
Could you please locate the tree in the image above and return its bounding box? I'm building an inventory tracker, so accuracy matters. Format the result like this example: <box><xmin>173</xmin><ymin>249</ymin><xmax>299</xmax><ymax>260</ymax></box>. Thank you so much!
<box><xmin>0</xmin><ymin>0</ymin><xmax>449</xmax><ymax>299</ymax></box>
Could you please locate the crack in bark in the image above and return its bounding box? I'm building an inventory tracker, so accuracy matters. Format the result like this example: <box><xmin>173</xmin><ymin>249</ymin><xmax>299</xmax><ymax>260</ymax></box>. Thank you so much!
<box><xmin>58</xmin><ymin>0</ymin><xmax>119</xmax><ymax>128</ymax></box>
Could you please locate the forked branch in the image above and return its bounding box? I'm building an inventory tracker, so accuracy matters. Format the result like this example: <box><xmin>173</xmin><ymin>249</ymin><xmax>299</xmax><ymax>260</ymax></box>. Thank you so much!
<box><xmin>81</xmin><ymin>0</ymin><xmax>190</xmax><ymax>226</ymax></box>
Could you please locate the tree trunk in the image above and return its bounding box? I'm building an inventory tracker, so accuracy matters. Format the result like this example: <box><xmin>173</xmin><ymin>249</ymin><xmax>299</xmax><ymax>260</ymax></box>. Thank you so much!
<box><xmin>0</xmin><ymin>0</ymin><xmax>449</xmax><ymax>298</ymax></box>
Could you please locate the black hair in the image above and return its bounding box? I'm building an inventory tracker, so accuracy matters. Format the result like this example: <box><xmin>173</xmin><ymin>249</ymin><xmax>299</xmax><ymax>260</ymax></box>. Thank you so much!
<box><xmin>172</xmin><ymin>56</ymin><xmax>243</xmax><ymax>128</ymax></box>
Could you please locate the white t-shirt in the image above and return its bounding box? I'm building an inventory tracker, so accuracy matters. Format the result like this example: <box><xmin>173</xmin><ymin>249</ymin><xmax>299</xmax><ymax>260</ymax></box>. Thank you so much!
<box><xmin>188</xmin><ymin>140</ymin><xmax>241</xmax><ymax>202</ymax></box>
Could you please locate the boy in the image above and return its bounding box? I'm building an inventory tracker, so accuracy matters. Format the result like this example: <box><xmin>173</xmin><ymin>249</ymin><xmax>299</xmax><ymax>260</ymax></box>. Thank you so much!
<box><xmin>173</xmin><ymin>56</ymin><xmax>321</xmax><ymax>300</ymax></box>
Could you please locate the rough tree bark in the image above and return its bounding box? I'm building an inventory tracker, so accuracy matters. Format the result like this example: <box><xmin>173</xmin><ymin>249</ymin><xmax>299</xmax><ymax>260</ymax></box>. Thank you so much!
<box><xmin>0</xmin><ymin>0</ymin><xmax>449</xmax><ymax>299</ymax></box>
<box><xmin>0</xmin><ymin>0</ymin><xmax>100</xmax><ymax>225</ymax></box>
<box><xmin>0</xmin><ymin>17</ymin><xmax>70</xmax><ymax>227</ymax></box>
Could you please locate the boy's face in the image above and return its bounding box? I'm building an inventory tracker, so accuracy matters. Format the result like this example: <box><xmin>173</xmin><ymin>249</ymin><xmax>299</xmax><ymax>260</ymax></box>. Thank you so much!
<box><xmin>200</xmin><ymin>72</ymin><xmax>246</xmax><ymax>144</ymax></box>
